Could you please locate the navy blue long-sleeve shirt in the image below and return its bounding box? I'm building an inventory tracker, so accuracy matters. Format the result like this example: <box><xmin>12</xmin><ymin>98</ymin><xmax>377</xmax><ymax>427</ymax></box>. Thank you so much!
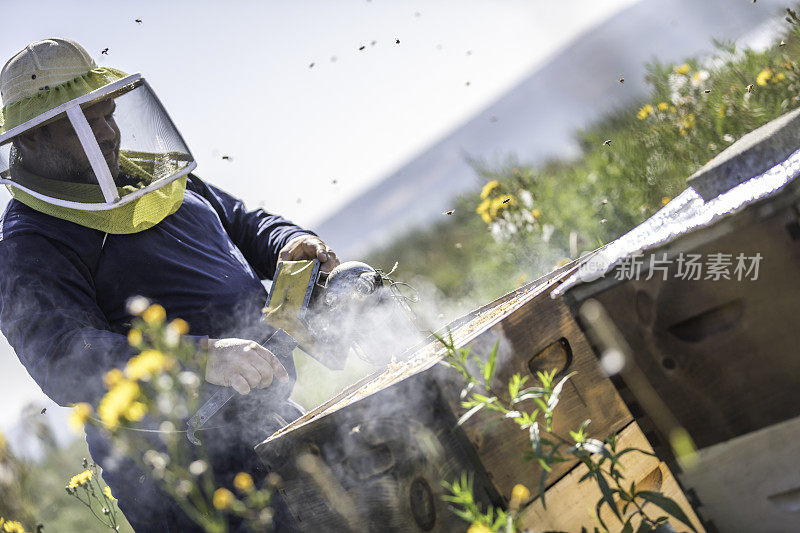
<box><xmin>0</xmin><ymin>174</ymin><xmax>313</xmax><ymax>407</ymax></box>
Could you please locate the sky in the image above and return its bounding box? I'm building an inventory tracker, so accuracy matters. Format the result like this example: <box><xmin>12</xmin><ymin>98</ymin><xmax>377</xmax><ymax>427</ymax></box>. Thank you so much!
<box><xmin>0</xmin><ymin>0</ymin><xmax>650</xmax><ymax>436</ymax></box>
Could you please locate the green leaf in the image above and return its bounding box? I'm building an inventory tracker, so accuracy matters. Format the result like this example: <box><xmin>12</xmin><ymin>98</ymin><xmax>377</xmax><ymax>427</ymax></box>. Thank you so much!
<box><xmin>621</xmin><ymin>517</ymin><xmax>634</xmax><ymax>533</ymax></box>
<box><xmin>536</xmin><ymin>369</ymin><xmax>556</xmax><ymax>389</ymax></box>
<box><xmin>538</xmin><ymin>468</ymin><xmax>549</xmax><ymax>509</ymax></box>
<box><xmin>533</xmin><ymin>397</ymin><xmax>549</xmax><ymax>413</ymax></box>
<box><xmin>508</xmin><ymin>373</ymin><xmax>528</xmax><ymax>399</ymax></box>
<box><xmin>594</xmin><ymin>498</ymin><xmax>610</xmax><ymax>532</ymax></box>
<box><xmin>595</xmin><ymin>471</ymin><xmax>622</xmax><ymax>522</ymax></box>
<box><xmin>637</xmin><ymin>491</ymin><xmax>697</xmax><ymax>532</ymax></box>
<box><xmin>484</xmin><ymin>340</ymin><xmax>499</xmax><ymax>385</ymax></box>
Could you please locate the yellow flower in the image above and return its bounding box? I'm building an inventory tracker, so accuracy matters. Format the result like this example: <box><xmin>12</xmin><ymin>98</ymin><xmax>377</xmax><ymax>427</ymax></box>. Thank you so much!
<box><xmin>68</xmin><ymin>403</ymin><xmax>93</xmax><ymax>433</ymax></box>
<box><xmin>127</xmin><ymin>329</ymin><xmax>143</xmax><ymax>347</ymax></box>
<box><xmin>68</xmin><ymin>469</ymin><xmax>94</xmax><ymax>490</ymax></box>
<box><xmin>98</xmin><ymin>380</ymin><xmax>141</xmax><ymax>430</ymax></box>
<box><xmin>233</xmin><ymin>472</ymin><xmax>255</xmax><ymax>493</ymax></box>
<box><xmin>636</xmin><ymin>104</ymin><xmax>653</xmax><ymax>120</ymax></box>
<box><xmin>104</xmin><ymin>368</ymin><xmax>124</xmax><ymax>388</ymax></box>
<box><xmin>717</xmin><ymin>103</ymin><xmax>726</xmax><ymax>118</ymax></box>
<box><xmin>480</xmin><ymin>180</ymin><xmax>499</xmax><ymax>199</ymax></box>
<box><xmin>124</xmin><ymin>402</ymin><xmax>148</xmax><ymax>422</ymax></box>
<box><xmin>531</xmin><ymin>208</ymin><xmax>541</xmax><ymax>220</ymax></box>
<box><xmin>679</xmin><ymin>114</ymin><xmax>696</xmax><ymax>134</ymax></box>
<box><xmin>476</xmin><ymin>198</ymin><xmax>493</xmax><ymax>222</ymax></box>
<box><xmin>142</xmin><ymin>304</ymin><xmax>166</xmax><ymax>325</ymax></box>
<box><xmin>511</xmin><ymin>483</ymin><xmax>531</xmax><ymax>502</ymax></box>
<box><xmin>104</xmin><ymin>486</ymin><xmax>117</xmax><ymax>501</ymax></box>
<box><xmin>774</xmin><ymin>72</ymin><xmax>786</xmax><ymax>82</ymax></box>
<box><xmin>756</xmin><ymin>69</ymin><xmax>772</xmax><ymax>86</ymax></box>
<box><xmin>675</xmin><ymin>63</ymin><xmax>690</xmax><ymax>75</ymax></box>
<box><xmin>125</xmin><ymin>350</ymin><xmax>169</xmax><ymax>381</ymax></box>
<box><xmin>213</xmin><ymin>487</ymin><xmax>235</xmax><ymax>510</ymax></box>
<box><xmin>1</xmin><ymin>519</ymin><xmax>25</xmax><ymax>533</ymax></box>
<box><xmin>489</xmin><ymin>195</ymin><xmax>514</xmax><ymax>217</ymax></box>
<box><xmin>467</xmin><ymin>524</ymin><xmax>493</xmax><ymax>533</ymax></box>
<box><xmin>662</xmin><ymin>196</ymin><xmax>671</xmax><ymax>205</ymax></box>
<box><xmin>657</xmin><ymin>102</ymin><xmax>669</xmax><ymax>111</ymax></box>
<box><xmin>168</xmin><ymin>318</ymin><xmax>189</xmax><ymax>336</ymax></box>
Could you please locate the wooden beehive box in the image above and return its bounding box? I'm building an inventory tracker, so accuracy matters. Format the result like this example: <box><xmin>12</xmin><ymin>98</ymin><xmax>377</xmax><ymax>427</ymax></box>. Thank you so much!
<box><xmin>255</xmin><ymin>262</ymin><xmax>703</xmax><ymax>532</ymax></box>
<box><xmin>555</xmin><ymin>113</ymin><xmax>800</xmax><ymax>530</ymax></box>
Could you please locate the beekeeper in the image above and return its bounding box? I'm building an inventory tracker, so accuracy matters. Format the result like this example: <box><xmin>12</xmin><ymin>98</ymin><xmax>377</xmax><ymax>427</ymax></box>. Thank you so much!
<box><xmin>0</xmin><ymin>38</ymin><xmax>338</xmax><ymax>531</ymax></box>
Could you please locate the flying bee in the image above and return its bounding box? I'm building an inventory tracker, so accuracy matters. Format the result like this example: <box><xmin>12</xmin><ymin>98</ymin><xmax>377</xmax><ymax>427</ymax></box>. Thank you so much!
<box><xmin>465</xmin><ymin>81</ymin><xmax>471</xmax><ymax>86</ymax></box>
<box><xmin>747</xmin><ymin>84</ymin><xmax>755</xmax><ymax>93</ymax></box>
<box><xmin>395</xmin><ymin>39</ymin><xmax>400</xmax><ymax>44</ymax></box>
<box><xmin>101</xmin><ymin>48</ymin><xmax>109</xmax><ymax>55</ymax></box>
<box><xmin>309</xmin><ymin>62</ymin><xmax>315</xmax><ymax>68</ymax></box>
<box><xmin>41</xmin><ymin>408</ymin><xmax>47</xmax><ymax>414</ymax></box>
<box><xmin>618</xmin><ymin>77</ymin><xmax>625</xmax><ymax>83</ymax></box>
<box><xmin>444</xmin><ymin>210</ymin><xmax>454</xmax><ymax>215</ymax></box>
<box><xmin>704</xmin><ymin>89</ymin><xmax>711</xmax><ymax>93</ymax></box>
<box><xmin>780</xmin><ymin>40</ymin><xmax>787</xmax><ymax>46</ymax></box>
<box><xmin>603</xmin><ymin>139</ymin><xmax>612</xmax><ymax>146</ymax></box>
<box><xmin>359</xmin><ymin>45</ymin><xmax>365</xmax><ymax>51</ymax></box>
<box><xmin>135</xmin><ymin>19</ymin><xmax>142</xmax><ymax>24</ymax></box>
<box><xmin>332</xmin><ymin>179</ymin><xmax>338</xmax><ymax>184</ymax></box>
<box><xmin>222</xmin><ymin>155</ymin><xmax>232</xmax><ymax>161</ymax></box>
<box><xmin>600</xmin><ymin>218</ymin><xmax>607</xmax><ymax>224</ymax></box>
<box><xmin>601</xmin><ymin>198</ymin><xmax>608</xmax><ymax>205</ymax></box>
<box><xmin>370</xmin><ymin>40</ymin><xmax>376</xmax><ymax>46</ymax></box>
<box><xmin>502</xmin><ymin>198</ymin><xmax>510</xmax><ymax>204</ymax></box>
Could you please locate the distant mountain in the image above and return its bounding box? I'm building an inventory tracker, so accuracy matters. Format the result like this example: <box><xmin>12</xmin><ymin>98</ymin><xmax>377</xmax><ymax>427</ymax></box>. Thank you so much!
<box><xmin>314</xmin><ymin>0</ymin><xmax>786</xmax><ymax>259</ymax></box>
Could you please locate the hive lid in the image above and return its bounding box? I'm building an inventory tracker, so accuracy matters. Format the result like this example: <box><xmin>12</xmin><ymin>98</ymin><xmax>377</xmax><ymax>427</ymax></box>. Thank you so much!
<box><xmin>687</xmin><ymin>107</ymin><xmax>800</xmax><ymax>201</ymax></box>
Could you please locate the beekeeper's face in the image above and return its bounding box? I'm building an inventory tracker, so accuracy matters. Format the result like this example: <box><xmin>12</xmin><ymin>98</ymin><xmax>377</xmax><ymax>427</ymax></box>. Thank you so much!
<box><xmin>17</xmin><ymin>98</ymin><xmax>120</xmax><ymax>183</ymax></box>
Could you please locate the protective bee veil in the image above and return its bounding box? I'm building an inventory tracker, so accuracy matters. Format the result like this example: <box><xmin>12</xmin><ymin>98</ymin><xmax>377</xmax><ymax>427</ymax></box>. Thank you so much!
<box><xmin>0</xmin><ymin>38</ymin><xmax>196</xmax><ymax>233</ymax></box>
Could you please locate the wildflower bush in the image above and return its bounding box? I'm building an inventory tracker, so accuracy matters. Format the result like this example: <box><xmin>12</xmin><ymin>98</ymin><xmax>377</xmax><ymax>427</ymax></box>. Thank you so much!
<box><xmin>438</xmin><ymin>334</ymin><xmax>697</xmax><ymax>532</ymax></box>
<box><xmin>67</xmin><ymin>300</ymin><xmax>277</xmax><ymax>532</ymax></box>
<box><xmin>65</xmin><ymin>459</ymin><xmax>122</xmax><ymax>530</ymax></box>
<box><xmin>368</xmin><ymin>11</ymin><xmax>800</xmax><ymax>305</ymax></box>
<box><xmin>0</xmin><ymin>423</ymin><xmax>129</xmax><ymax>532</ymax></box>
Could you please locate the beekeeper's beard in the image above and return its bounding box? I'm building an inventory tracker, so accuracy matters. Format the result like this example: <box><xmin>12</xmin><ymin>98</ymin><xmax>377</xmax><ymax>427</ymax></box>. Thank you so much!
<box><xmin>29</xmin><ymin>126</ymin><xmax>120</xmax><ymax>185</ymax></box>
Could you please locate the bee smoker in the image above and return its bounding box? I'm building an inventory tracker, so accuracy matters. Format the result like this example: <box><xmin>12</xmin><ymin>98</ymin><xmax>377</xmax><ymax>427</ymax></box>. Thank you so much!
<box><xmin>263</xmin><ymin>259</ymin><xmax>422</xmax><ymax>370</ymax></box>
<box><xmin>303</xmin><ymin>261</ymin><xmax>422</xmax><ymax>367</ymax></box>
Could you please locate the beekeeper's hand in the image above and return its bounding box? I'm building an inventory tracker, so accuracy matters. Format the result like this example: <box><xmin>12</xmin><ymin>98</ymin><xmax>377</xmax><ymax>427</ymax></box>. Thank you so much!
<box><xmin>204</xmin><ymin>338</ymin><xmax>289</xmax><ymax>395</ymax></box>
<box><xmin>279</xmin><ymin>235</ymin><xmax>340</xmax><ymax>274</ymax></box>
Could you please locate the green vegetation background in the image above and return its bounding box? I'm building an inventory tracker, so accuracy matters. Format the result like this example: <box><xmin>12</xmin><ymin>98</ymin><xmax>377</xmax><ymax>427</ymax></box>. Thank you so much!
<box><xmin>4</xmin><ymin>13</ymin><xmax>800</xmax><ymax>532</ymax></box>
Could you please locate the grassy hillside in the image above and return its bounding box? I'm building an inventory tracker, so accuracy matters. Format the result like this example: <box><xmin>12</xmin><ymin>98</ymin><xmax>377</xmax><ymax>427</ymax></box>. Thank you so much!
<box><xmin>368</xmin><ymin>13</ymin><xmax>800</xmax><ymax>308</ymax></box>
